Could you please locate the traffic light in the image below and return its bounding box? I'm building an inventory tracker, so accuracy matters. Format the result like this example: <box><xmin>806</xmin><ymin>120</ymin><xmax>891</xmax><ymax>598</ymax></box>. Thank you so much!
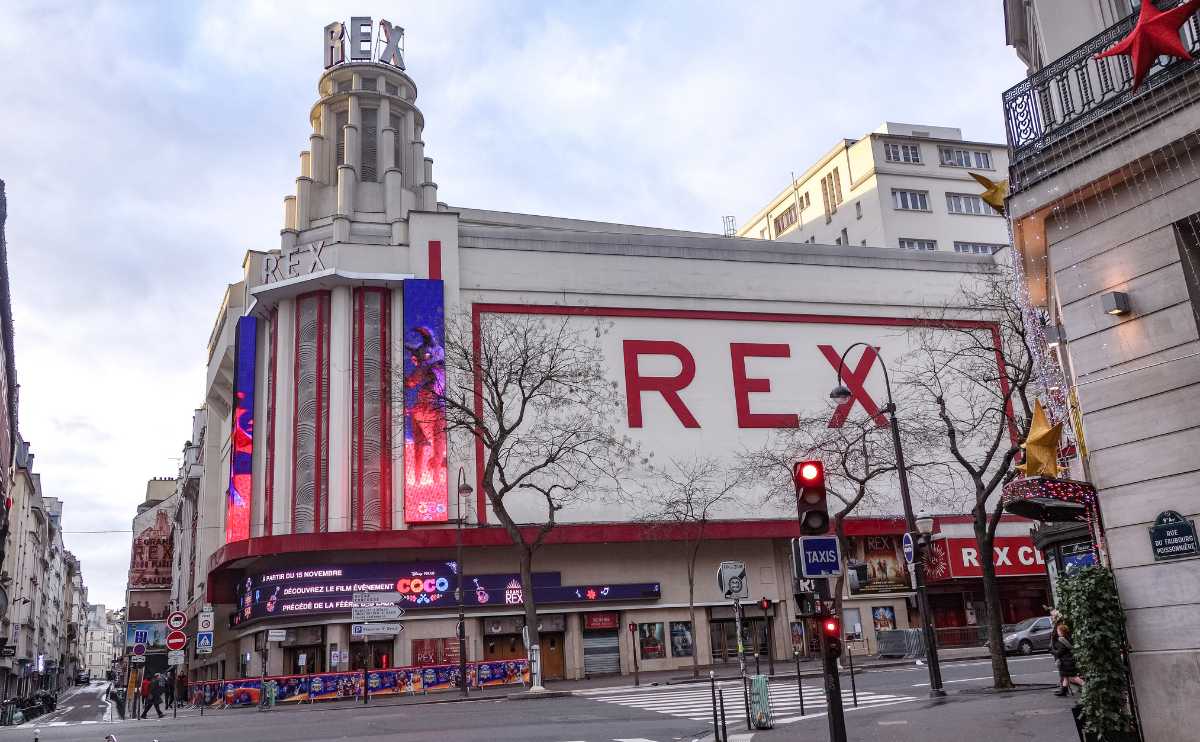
<box><xmin>759</xmin><ymin>597</ymin><xmax>772</xmax><ymax>613</ymax></box>
<box><xmin>822</xmin><ymin>615</ymin><xmax>843</xmax><ymax>659</ymax></box>
<box><xmin>794</xmin><ymin>460</ymin><xmax>829</xmax><ymax>534</ymax></box>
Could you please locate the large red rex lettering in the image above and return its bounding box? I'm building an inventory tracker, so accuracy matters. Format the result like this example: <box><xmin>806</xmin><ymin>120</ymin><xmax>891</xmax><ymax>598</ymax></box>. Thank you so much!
<box><xmin>820</xmin><ymin>344</ymin><xmax>888</xmax><ymax>428</ymax></box>
<box><xmin>623</xmin><ymin>340</ymin><xmax>700</xmax><ymax>428</ymax></box>
<box><xmin>730</xmin><ymin>343</ymin><xmax>799</xmax><ymax>428</ymax></box>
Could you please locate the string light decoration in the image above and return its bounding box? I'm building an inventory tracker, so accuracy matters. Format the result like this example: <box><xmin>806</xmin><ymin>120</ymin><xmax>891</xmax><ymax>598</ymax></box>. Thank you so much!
<box><xmin>1002</xmin><ymin>476</ymin><xmax>1107</xmax><ymax>556</ymax></box>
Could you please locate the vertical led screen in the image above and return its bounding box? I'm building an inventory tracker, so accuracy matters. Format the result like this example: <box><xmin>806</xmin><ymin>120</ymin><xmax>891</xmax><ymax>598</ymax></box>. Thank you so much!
<box><xmin>227</xmin><ymin>315</ymin><xmax>257</xmax><ymax>543</ymax></box>
<box><xmin>402</xmin><ymin>280</ymin><xmax>448</xmax><ymax>522</ymax></box>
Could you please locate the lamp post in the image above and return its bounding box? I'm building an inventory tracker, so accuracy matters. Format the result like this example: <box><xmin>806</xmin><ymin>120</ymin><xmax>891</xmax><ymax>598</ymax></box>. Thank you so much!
<box><xmin>455</xmin><ymin>468</ymin><xmax>473</xmax><ymax>697</ymax></box>
<box><xmin>829</xmin><ymin>343</ymin><xmax>945</xmax><ymax>698</ymax></box>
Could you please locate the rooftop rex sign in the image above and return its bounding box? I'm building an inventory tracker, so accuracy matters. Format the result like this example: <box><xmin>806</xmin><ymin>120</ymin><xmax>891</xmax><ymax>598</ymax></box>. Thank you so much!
<box><xmin>324</xmin><ymin>17</ymin><xmax>405</xmax><ymax>69</ymax></box>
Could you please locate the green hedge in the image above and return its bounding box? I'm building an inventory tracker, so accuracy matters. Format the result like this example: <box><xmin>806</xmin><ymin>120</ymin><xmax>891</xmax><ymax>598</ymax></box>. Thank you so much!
<box><xmin>1056</xmin><ymin>566</ymin><xmax>1134</xmax><ymax>738</ymax></box>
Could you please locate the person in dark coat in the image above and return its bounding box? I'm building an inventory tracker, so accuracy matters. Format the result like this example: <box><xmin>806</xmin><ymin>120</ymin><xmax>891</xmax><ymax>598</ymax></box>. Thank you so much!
<box><xmin>140</xmin><ymin>673</ymin><xmax>164</xmax><ymax>718</ymax></box>
<box><xmin>1051</xmin><ymin>622</ymin><xmax>1084</xmax><ymax>696</ymax></box>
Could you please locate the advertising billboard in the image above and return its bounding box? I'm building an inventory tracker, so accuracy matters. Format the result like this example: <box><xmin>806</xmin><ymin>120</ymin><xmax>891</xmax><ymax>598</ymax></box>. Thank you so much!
<box><xmin>128</xmin><ymin>502</ymin><xmax>174</xmax><ymax>589</ymax></box>
<box><xmin>126</xmin><ymin>621</ymin><xmax>168</xmax><ymax>651</ymax></box>
<box><xmin>230</xmin><ymin>562</ymin><xmax>660</xmax><ymax>627</ymax></box>
<box><xmin>402</xmin><ymin>280</ymin><xmax>448</xmax><ymax>524</ymax></box>
<box><xmin>227</xmin><ymin>315</ymin><xmax>257</xmax><ymax>543</ymax></box>
<box><xmin>847</xmin><ymin>535</ymin><xmax>911</xmax><ymax>594</ymax></box>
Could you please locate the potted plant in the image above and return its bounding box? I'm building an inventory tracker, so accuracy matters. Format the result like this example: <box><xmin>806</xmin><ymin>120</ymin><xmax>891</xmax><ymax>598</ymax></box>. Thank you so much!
<box><xmin>1056</xmin><ymin>566</ymin><xmax>1139</xmax><ymax>742</ymax></box>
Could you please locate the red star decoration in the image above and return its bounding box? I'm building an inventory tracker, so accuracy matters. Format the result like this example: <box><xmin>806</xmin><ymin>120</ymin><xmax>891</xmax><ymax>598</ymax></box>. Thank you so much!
<box><xmin>585</xmin><ymin>589</ymin><xmax>597</xmax><ymax>600</ymax></box>
<box><xmin>1095</xmin><ymin>0</ymin><xmax>1200</xmax><ymax>89</ymax></box>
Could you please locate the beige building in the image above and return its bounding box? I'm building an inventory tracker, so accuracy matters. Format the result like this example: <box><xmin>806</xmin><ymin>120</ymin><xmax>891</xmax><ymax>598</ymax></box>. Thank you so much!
<box><xmin>84</xmin><ymin>604</ymin><xmax>115</xmax><ymax>680</ymax></box>
<box><xmin>1004</xmin><ymin>0</ymin><xmax>1200</xmax><ymax>739</ymax></box>
<box><xmin>739</xmin><ymin>122</ymin><xmax>1011</xmax><ymax>255</ymax></box>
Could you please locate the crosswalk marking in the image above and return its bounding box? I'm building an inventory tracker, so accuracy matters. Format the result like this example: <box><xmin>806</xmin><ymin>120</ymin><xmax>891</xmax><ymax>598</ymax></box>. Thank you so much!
<box><xmin>578</xmin><ymin>680</ymin><xmax>916</xmax><ymax>727</ymax></box>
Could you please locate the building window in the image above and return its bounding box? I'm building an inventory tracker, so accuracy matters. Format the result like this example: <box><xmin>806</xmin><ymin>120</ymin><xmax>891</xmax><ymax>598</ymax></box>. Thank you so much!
<box><xmin>884</xmin><ymin>142</ymin><xmax>922</xmax><ymax>164</ymax></box>
<box><xmin>638</xmin><ymin>623</ymin><xmax>666</xmax><ymax>660</ymax></box>
<box><xmin>855</xmin><ymin>201</ymin><xmax>862</xmax><ymax>219</ymax></box>
<box><xmin>821</xmin><ymin>168</ymin><xmax>844</xmax><ymax>223</ymax></box>
<box><xmin>335</xmin><ymin>110</ymin><xmax>349</xmax><ymax>167</ymax></box>
<box><xmin>843</xmin><ymin>608</ymin><xmax>864</xmax><ymax>640</ymax></box>
<box><xmin>351</xmin><ymin>288</ymin><xmax>392</xmax><ymax>531</ymax></box>
<box><xmin>773</xmin><ymin>205</ymin><xmax>798</xmax><ymax>234</ymax></box>
<box><xmin>360</xmin><ymin>110</ymin><xmax>378</xmax><ymax>183</ymax></box>
<box><xmin>841</xmin><ymin>227</ymin><xmax>849</xmax><ymax>245</ymax></box>
<box><xmin>946</xmin><ymin>192</ymin><xmax>992</xmax><ymax>215</ymax></box>
<box><xmin>670</xmin><ymin>622</ymin><xmax>694</xmax><ymax>657</ymax></box>
<box><xmin>803</xmin><ymin>192</ymin><xmax>811</xmax><ymax>208</ymax></box>
<box><xmin>892</xmin><ymin>189</ymin><xmax>930</xmax><ymax>211</ymax></box>
<box><xmin>939</xmin><ymin>147</ymin><xmax>994</xmax><ymax>169</ymax></box>
<box><xmin>389</xmin><ymin>113</ymin><xmax>402</xmax><ymax>170</ymax></box>
<box><xmin>953</xmin><ymin>241</ymin><xmax>1004</xmax><ymax>254</ymax></box>
<box><xmin>899</xmin><ymin>238</ymin><xmax>937</xmax><ymax>251</ymax></box>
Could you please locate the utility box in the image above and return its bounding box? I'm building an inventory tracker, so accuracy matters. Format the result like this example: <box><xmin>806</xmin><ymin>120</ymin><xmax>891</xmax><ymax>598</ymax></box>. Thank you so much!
<box><xmin>749</xmin><ymin>674</ymin><xmax>774</xmax><ymax>729</ymax></box>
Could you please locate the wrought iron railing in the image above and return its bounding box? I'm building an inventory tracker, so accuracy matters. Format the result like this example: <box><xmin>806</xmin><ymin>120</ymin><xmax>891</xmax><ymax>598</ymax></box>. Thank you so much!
<box><xmin>1004</xmin><ymin>2</ymin><xmax>1200</xmax><ymax>183</ymax></box>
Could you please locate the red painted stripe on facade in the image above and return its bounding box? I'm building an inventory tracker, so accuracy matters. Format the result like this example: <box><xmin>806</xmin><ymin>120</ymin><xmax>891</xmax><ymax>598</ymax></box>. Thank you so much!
<box><xmin>428</xmin><ymin>240</ymin><xmax>442</xmax><ymax>280</ymax></box>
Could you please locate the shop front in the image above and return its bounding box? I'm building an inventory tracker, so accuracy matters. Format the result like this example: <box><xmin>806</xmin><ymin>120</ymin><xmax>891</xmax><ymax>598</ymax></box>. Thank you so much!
<box><xmin>581</xmin><ymin>612</ymin><xmax>620</xmax><ymax>677</ymax></box>
<box><xmin>842</xmin><ymin>534</ymin><xmax>916</xmax><ymax>655</ymax></box>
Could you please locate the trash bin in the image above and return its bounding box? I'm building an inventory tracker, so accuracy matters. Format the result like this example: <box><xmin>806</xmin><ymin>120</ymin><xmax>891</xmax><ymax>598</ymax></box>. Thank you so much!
<box><xmin>748</xmin><ymin>674</ymin><xmax>773</xmax><ymax>729</ymax></box>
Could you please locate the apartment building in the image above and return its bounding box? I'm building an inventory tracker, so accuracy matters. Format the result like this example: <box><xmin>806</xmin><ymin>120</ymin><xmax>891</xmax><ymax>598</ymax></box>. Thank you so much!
<box><xmin>739</xmin><ymin>123</ymin><xmax>1011</xmax><ymax>255</ymax></box>
<box><xmin>84</xmin><ymin>605</ymin><xmax>115</xmax><ymax>680</ymax></box>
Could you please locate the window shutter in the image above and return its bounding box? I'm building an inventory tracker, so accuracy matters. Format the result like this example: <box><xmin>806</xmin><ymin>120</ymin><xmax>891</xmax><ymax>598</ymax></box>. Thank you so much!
<box><xmin>335</xmin><ymin>111</ymin><xmax>348</xmax><ymax>167</ymax></box>
<box><xmin>361</xmin><ymin>110</ymin><xmax>377</xmax><ymax>183</ymax></box>
<box><xmin>390</xmin><ymin>114</ymin><xmax>402</xmax><ymax>170</ymax></box>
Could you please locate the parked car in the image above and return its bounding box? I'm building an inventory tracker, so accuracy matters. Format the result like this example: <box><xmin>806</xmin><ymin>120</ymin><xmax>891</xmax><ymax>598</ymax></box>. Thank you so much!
<box><xmin>1002</xmin><ymin>615</ymin><xmax>1055</xmax><ymax>655</ymax></box>
<box><xmin>75</xmin><ymin>672</ymin><xmax>90</xmax><ymax>685</ymax></box>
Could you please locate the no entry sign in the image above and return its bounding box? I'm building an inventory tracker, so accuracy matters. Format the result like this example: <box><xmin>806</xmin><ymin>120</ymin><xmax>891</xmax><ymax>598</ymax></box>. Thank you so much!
<box><xmin>166</xmin><ymin>630</ymin><xmax>188</xmax><ymax>651</ymax></box>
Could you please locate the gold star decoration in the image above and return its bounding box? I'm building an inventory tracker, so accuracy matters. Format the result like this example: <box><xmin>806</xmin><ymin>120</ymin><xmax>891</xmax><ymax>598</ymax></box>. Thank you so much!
<box><xmin>969</xmin><ymin>172</ymin><xmax>1008</xmax><ymax>216</ymax></box>
<box><xmin>1017</xmin><ymin>401</ymin><xmax>1063</xmax><ymax>478</ymax></box>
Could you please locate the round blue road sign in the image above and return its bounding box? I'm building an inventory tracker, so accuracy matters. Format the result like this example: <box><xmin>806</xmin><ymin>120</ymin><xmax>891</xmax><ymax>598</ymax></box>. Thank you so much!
<box><xmin>902</xmin><ymin>532</ymin><xmax>915</xmax><ymax>564</ymax></box>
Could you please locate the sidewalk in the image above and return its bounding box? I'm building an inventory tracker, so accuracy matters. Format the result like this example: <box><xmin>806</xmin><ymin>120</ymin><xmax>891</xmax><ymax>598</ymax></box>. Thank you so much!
<box><xmin>543</xmin><ymin>646</ymin><xmax>991</xmax><ymax>693</ymax></box>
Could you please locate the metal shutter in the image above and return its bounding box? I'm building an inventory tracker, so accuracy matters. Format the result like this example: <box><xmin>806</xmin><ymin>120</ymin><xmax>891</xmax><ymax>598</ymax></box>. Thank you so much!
<box><xmin>583</xmin><ymin>631</ymin><xmax>620</xmax><ymax>676</ymax></box>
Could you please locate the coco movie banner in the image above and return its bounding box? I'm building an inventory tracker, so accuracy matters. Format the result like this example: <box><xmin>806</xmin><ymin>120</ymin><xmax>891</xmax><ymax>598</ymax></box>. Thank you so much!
<box><xmin>402</xmin><ymin>280</ymin><xmax>448</xmax><ymax>524</ymax></box>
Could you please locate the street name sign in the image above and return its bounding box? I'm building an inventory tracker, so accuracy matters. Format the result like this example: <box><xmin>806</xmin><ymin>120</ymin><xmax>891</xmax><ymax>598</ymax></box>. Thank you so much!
<box><xmin>267</xmin><ymin>629</ymin><xmax>287</xmax><ymax>642</ymax></box>
<box><xmin>1150</xmin><ymin>511</ymin><xmax>1198</xmax><ymax>561</ymax></box>
<box><xmin>167</xmin><ymin>650</ymin><xmax>185</xmax><ymax>666</ymax></box>
<box><xmin>717</xmin><ymin>561</ymin><xmax>750</xmax><ymax>600</ymax></box>
<box><xmin>797</xmin><ymin>535</ymin><xmax>842</xmax><ymax>578</ymax></box>
<box><xmin>352</xmin><ymin>623</ymin><xmax>403</xmax><ymax>637</ymax></box>
<box><xmin>196</xmin><ymin>631</ymin><xmax>214</xmax><ymax>655</ymax></box>
<box><xmin>166</xmin><ymin>611</ymin><xmax>187</xmax><ymax>631</ymax></box>
<box><xmin>902</xmin><ymin>533</ymin><xmax>916</xmax><ymax>565</ymax></box>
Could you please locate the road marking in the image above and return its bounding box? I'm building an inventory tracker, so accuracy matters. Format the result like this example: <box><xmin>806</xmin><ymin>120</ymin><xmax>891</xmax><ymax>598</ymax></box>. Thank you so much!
<box><xmin>878</xmin><ymin>720</ymin><xmax>909</xmax><ymax>725</ymax></box>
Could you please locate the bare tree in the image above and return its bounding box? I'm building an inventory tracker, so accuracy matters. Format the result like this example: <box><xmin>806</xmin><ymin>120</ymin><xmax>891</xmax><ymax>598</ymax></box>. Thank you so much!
<box><xmin>902</xmin><ymin>269</ymin><xmax>1037</xmax><ymax>689</ymax></box>
<box><xmin>438</xmin><ymin>310</ymin><xmax>635</xmax><ymax>688</ymax></box>
<box><xmin>638</xmin><ymin>456</ymin><xmax>741</xmax><ymax>678</ymax></box>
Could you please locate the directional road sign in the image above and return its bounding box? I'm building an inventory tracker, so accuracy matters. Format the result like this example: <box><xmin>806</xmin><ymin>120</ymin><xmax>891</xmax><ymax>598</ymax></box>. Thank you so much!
<box><xmin>267</xmin><ymin>629</ymin><xmax>287</xmax><ymax>642</ymax></box>
<box><xmin>352</xmin><ymin>591</ymin><xmax>403</xmax><ymax>604</ymax></box>
<box><xmin>902</xmin><ymin>532</ymin><xmax>916</xmax><ymax>565</ymax></box>
<box><xmin>166</xmin><ymin>611</ymin><xmax>187</xmax><ymax>631</ymax></box>
<box><xmin>166</xmin><ymin>630</ymin><xmax>188</xmax><ymax>651</ymax></box>
<box><xmin>351</xmin><ymin>623</ymin><xmax>404</xmax><ymax>637</ymax></box>
<box><xmin>796</xmin><ymin>535</ymin><xmax>842</xmax><ymax>578</ymax></box>
<box><xmin>352</xmin><ymin>605</ymin><xmax>405</xmax><ymax>622</ymax></box>
<box><xmin>196</xmin><ymin>631</ymin><xmax>214</xmax><ymax>655</ymax></box>
<box><xmin>717</xmin><ymin>561</ymin><xmax>750</xmax><ymax>600</ymax></box>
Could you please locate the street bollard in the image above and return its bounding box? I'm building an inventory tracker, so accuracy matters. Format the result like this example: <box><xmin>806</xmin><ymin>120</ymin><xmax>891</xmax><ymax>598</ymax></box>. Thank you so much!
<box><xmin>363</xmin><ymin>670</ymin><xmax>369</xmax><ymax>705</ymax></box>
<box><xmin>709</xmin><ymin>671</ymin><xmax>720</xmax><ymax>742</ymax></box>
<box><xmin>848</xmin><ymin>644</ymin><xmax>858</xmax><ymax>708</ymax></box>
<box><xmin>794</xmin><ymin>648</ymin><xmax>805</xmax><ymax>716</ymax></box>
<box><xmin>742</xmin><ymin>673</ymin><xmax>751</xmax><ymax>731</ymax></box>
<box><xmin>754</xmin><ymin>650</ymin><xmax>761</xmax><ymax>676</ymax></box>
<box><xmin>718</xmin><ymin>689</ymin><xmax>728</xmax><ymax>742</ymax></box>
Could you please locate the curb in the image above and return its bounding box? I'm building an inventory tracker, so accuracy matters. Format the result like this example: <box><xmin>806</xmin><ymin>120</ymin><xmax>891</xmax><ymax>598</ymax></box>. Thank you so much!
<box><xmin>506</xmin><ymin>690</ymin><xmax>573</xmax><ymax>701</ymax></box>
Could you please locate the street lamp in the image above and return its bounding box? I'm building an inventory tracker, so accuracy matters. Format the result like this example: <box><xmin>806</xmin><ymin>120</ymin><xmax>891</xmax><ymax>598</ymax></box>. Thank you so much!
<box><xmin>456</xmin><ymin>468</ymin><xmax>473</xmax><ymax>697</ymax></box>
<box><xmin>829</xmin><ymin>343</ymin><xmax>945</xmax><ymax>698</ymax></box>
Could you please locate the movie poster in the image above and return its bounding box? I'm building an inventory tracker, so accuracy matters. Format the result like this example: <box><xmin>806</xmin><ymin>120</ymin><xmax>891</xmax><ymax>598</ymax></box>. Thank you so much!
<box><xmin>872</xmin><ymin>606</ymin><xmax>897</xmax><ymax>632</ymax></box>
<box><xmin>402</xmin><ymin>280</ymin><xmax>448</xmax><ymax>523</ymax></box>
<box><xmin>227</xmin><ymin>315</ymin><xmax>257</xmax><ymax>543</ymax></box>
<box><xmin>127</xmin><ymin>591</ymin><xmax>170</xmax><ymax>620</ymax></box>
<box><xmin>847</xmin><ymin>535</ymin><xmax>910</xmax><ymax>594</ymax></box>
<box><xmin>128</xmin><ymin>503</ymin><xmax>174</xmax><ymax>589</ymax></box>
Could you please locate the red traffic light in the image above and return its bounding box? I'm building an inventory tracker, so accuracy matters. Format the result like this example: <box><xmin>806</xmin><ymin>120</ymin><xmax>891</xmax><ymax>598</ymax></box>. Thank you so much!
<box><xmin>759</xmin><ymin>597</ymin><xmax>772</xmax><ymax>612</ymax></box>
<box><xmin>794</xmin><ymin>460</ymin><xmax>829</xmax><ymax>535</ymax></box>
<box><xmin>822</xmin><ymin>617</ymin><xmax>841</xmax><ymax>637</ymax></box>
<box><xmin>795</xmin><ymin>460</ymin><xmax>823</xmax><ymax>484</ymax></box>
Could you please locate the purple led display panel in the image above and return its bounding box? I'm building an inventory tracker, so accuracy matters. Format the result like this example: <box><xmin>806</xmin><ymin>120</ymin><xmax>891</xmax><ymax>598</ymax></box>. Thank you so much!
<box><xmin>227</xmin><ymin>315</ymin><xmax>257</xmax><ymax>543</ymax></box>
<box><xmin>402</xmin><ymin>280</ymin><xmax>448</xmax><ymax>523</ymax></box>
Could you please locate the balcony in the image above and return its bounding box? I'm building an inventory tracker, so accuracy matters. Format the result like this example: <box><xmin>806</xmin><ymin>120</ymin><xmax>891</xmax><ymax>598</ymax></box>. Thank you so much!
<box><xmin>1004</xmin><ymin>2</ymin><xmax>1200</xmax><ymax>193</ymax></box>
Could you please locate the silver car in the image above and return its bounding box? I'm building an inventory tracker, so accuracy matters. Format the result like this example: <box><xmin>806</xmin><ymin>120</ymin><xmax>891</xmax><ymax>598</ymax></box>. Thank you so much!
<box><xmin>1002</xmin><ymin>615</ymin><xmax>1054</xmax><ymax>655</ymax></box>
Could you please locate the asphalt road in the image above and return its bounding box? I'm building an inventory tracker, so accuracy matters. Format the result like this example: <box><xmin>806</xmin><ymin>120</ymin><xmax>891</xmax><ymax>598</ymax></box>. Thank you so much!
<box><xmin>1</xmin><ymin>656</ymin><xmax>1079</xmax><ymax>742</ymax></box>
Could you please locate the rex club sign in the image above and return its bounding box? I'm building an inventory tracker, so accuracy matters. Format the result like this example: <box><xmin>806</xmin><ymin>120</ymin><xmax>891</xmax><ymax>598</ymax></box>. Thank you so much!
<box><xmin>923</xmin><ymin>537</ymin><xmax>1047</xmax><ymax>581</ymax></box>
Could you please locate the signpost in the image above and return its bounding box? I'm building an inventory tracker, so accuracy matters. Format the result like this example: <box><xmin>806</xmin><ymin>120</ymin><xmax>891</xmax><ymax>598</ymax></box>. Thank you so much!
<box><xmin>1150</xmin><ymin>511</ymin><xmax>1198</xmax><ymax>561</ymax></box>
<box><xmin>351</xmin><ymin>605</ymin><xmax>405</xmax><ymax>622</ymax></box>
<box><xmin>198</xmin><ymin>609</ymin><xmax>215</xmax><ymax>633</ymax></box>
<box><xmin>166</xmin><ymin>611</ymin><xmax>187</xmax><ymax>631</ymax></box>
<box><xmin>902</xmin><ymin>533</ymin><xmax>916</xmax><ymax>565</ymax></box>
<box><xmin>718</xmin><ymin>561</ymin><xmax>750</xmax><ymax>600</ymax></box>
<box><xmin>351</xmin><ymin>623</ymin><xmax>404</xmax><ymax>637</ymax></box>
<box><xmin>796</xmin><ymin>536</ymin><xmax>842</xmax><ymax>579</ymax></box>
<box><xmin>196</xmin><ymin>632</ymin><xmax>213</xmax><ymax>655</ymax></box>
<box><xmin>167</xmin><ymin>650</ymin><xmax>185</xmax><ymax>666</ymax></box>
<box><xmin>267</xmin><ymin>629</ymin><xmax>287</xmax><ymax>642</ymax></box>
<box><xmin>132</xmin><ymin>643</ymin><xmax>146</xmax><ymax>656</ymax></box>
<box><xmin>166</xmin><ymin>630</ymin><xmax>188</xmax><ymax>652</ymax></box>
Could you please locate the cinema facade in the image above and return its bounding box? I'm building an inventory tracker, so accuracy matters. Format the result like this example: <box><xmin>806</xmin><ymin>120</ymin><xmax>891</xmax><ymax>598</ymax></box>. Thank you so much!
<box><xmin>184</xmin><ymin>18</ymin><xmax>1049</xmax><ymax>683</ymax></box>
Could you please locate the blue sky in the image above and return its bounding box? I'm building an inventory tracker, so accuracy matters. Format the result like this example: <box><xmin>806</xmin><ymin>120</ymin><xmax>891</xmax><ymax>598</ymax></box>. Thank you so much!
<box><xmin>0</xmin><ymin>0</ymin><xmax>1026</xmax><ymax>608</ymax></box>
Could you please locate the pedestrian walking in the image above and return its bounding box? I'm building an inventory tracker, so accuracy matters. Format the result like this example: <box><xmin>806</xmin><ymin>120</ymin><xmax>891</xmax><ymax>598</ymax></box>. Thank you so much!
<box><xmin>140</xmin><ymin>674</ymin><xmax>164</xmax><ymax>719</ymax></box>
<box><xmin>1050</xmin><ymin>622</ymin><xmax>1084</xmax><ymax>696</ymax></box>
<box><xmin>164</xmin><ymin>673</ymin><xmax>175</xmax><ymax>710</ymax></box>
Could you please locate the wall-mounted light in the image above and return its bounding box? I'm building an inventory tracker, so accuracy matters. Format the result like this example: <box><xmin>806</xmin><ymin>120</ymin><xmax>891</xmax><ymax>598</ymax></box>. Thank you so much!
<box><xmin>1102</xmin><ymin>291</ymin><xmax>1131</xmax><ymax>316</ymax></box>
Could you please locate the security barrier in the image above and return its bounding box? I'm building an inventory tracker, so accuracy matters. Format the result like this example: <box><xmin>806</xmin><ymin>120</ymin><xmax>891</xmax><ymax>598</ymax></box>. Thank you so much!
<box><xmin>188</xmin><ymin>660</ymin><xmax>531</xmax><ymax>709</ymax></box>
